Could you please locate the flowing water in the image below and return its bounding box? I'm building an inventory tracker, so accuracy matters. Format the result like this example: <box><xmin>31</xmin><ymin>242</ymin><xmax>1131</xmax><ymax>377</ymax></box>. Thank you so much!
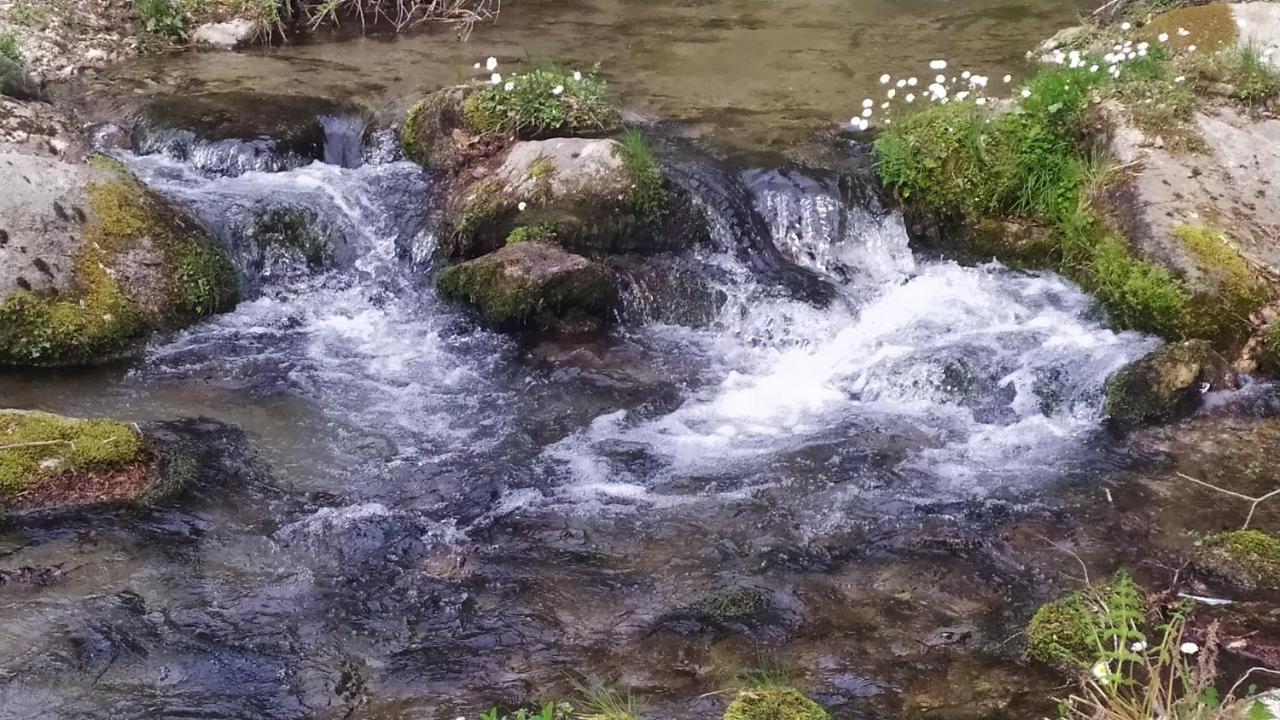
<box><xmin>4</xmin><ymin>1</ymin><xmax>1277</xmax><ymax>718</ymax></box>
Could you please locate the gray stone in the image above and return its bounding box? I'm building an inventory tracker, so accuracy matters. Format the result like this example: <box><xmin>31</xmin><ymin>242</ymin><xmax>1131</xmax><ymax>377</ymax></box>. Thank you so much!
<box><xmin>192</xmin><ymin>19</ymin><xmax>258</xmax><ymax>50</ymax></box>
<box><xmin>1233</xmin><ymin>2</ymin><xmax>1280</xmax><ymax>69</ymax></box>
<box><xmin>496</xmin><ymin>138</ymin><xmax>629</xmax><ymax>200</ymax></box>
<box><xmin>0</xmin><ymin>151</ymin><xmax>109</xmax><ymax>298</ymax></box>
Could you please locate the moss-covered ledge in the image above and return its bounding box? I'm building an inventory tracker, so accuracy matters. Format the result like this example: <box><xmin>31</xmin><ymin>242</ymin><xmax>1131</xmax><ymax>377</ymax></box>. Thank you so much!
<box><xmin>0</xmin><ymin>159</ymin><xmax>238</xmax><ymax>367</ymax></box>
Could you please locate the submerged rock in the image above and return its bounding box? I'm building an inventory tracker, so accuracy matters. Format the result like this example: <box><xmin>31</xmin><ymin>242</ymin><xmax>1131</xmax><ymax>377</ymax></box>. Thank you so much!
<box><xmin>1193</xmin><ymin>529</ymin><xmax>1280</xmax><ymax>593</ymax></box>
<box><xmin>441</xmin><ymin>136</ymin><xmax>706</xmax><ymax>258</ymax></box>
<box><xmin>1103</xmin><ymin>340</ymin><xmax>1234</xmax><ymax>431</ymax></box>
<box><xmin>658</xmin><ymin>586</ymin><xmax>775</xmax><ymax>634</ymax></box>
<box><xmin>0</xmin><ymin>154</ymin><xmax>238</xmax><ymax>367</ymax></box>
<box><xmin>131</xmin><ymin>92</ymin><xmax>365</xmax><ymax>174</ymax></box>
<box><xmin>435</xmin><ymin>241</ymin><xmax>613</xmax><ymax>328</ymax></box>
<box><xmin>722</xmin><ymin>688</ymin><xmax>829</xmax><ymax>720</ymax></box>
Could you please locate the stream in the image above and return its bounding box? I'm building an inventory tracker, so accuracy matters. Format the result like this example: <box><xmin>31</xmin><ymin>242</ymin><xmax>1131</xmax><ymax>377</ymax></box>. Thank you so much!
<box><xmin>2</xmin><ymin>0</ymin><xmax>1278</xmax><ymax>718</ymax></box>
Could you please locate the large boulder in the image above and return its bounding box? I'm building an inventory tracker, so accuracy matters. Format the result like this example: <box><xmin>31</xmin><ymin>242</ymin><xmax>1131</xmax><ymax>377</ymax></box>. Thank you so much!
<box><xmin>130</xmin><ymin>92</ymin><xmax>366</xmax><ymax>174</ymax></box>
<box><xmin>435</xmin><ymin>241</ymin><xmax>612</xmax><ymax>328</ymax></box>
<box><xmin>1103</xmin><ymin>340</ymin><xmax>1235</xmax><ymax>431</ymax></box>
<box><xmin>0</xmin><ymin>153</ymin><xmax>238</xmax><ymax>367</ymax></box>
<box><xmin>440</xmin><ymin>137</ymin><xmax>707</xmax><ymax>258</ymax></box>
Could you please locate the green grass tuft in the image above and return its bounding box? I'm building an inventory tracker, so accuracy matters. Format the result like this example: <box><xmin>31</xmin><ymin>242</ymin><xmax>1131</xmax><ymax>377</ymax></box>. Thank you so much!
<box><xmin>463</xmin><ymin>64</ymin><xmax>620</xmax><ymax>138</ymax></box>
<box><xmin>614</xmin><ymin>128</ymin><xmax>668</xmax><ymax>230</ymax></box>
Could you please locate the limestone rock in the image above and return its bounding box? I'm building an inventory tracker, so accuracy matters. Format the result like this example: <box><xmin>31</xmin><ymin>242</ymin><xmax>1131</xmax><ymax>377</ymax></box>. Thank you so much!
<box><xmin>192</xmin><ymin>19</ymin><xmax>257</xmax><ymax>50</ymax></box>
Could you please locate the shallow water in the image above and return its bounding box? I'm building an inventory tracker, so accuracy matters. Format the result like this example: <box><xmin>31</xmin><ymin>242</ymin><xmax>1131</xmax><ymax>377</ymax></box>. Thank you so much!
<box><xmin>4</xmin><ymin>1</ymin><xmax>1278</xmax><ymax>718</ymax></box>
<box><xmin>76</xmin><ymin>0</ymin><xmax>1095</xmax><ymax>150</ymax></box>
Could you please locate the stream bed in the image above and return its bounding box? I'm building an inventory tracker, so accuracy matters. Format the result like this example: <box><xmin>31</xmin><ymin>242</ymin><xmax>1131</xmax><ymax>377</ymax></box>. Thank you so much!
<box><xmin>3</xmin><ymin>1</ymin><xmax>1280</xmax><ymax>718</ymax></box>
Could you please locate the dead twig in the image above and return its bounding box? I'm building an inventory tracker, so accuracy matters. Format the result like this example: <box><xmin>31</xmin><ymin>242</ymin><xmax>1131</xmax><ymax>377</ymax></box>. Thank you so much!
<box><xmin>1175</xmin><ymin>472</ymin><xmax>1280</xmax><ymax>530</ymax></box>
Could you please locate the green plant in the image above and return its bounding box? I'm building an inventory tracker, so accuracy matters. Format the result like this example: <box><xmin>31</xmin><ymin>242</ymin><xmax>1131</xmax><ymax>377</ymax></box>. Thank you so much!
<box><xmin>1184</xmin><ymin>44</ymin><xmax>1280</xmax><ymax>106</ymax></box>
<box><xmin>722</xmin><ymin>687</ymin><xmax>829</xmax><ymax>720</ymax></box>
<box><xmin>0</xmin><ymin>33</ymin><xmax>20</xmax><ymax>62</ymax></box>
<box><xmin>464</xmin><ymin>64</ymin><xmax>620</xmax><ymax>138</ymax></box>
<box><xmin>569</xmin><ymin>675</ymin><xmax>640</xmax><ymax>720</ymax></box>
<box><xmin>614</xmin><ymin>129</ymin><xmax>668</xmax><ymax>230</ymax></box>
<box><xmin>135</xmin><ymin>0</ymin><xmax>189</xmax><ymax>41</ymax></box>
<box><xmin>1259</xmin><ymin>322</ymin><xmax>1280</xmax><ymax>375</ymax></box>
<box><xmin>478</xmin><ymin>702</ymin><xmax>573</xmax><ymax>720</ymax></box>
<box><xmin>7</xmin><ymin>1</ymin><xmax>51</xmax><ymax>27</ymax></box>
<box><xmin>1176</xmin><ymin>225</ymin><xmax>1270</xmax><ymax>349</ymax></box>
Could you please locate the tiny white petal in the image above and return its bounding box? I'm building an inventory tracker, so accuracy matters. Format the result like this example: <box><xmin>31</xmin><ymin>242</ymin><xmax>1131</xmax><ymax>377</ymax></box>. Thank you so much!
<box><xmin>879</xmin><ymin>73</ymin><xmax>891</xmax><ymax>84</ymax></box>
<box><xmin>862</xmin><ymin>108</ymin><xmax>873</xmax><ymax>118</ymax></box>
<box><xmin>930</xmin><ymin>59</ymin><xmax>948</xmax><ymax>69</ymax></box>
<box><xmin>573</xmin><ymin>71</ymin><xmax>583</xmax><ymax>81</ymax></box>
<box><xmin>518</xmin><ymin>201</ymin><xmax>527</xmax><ymax>211</ymax></box>
<box><xmin>486</xmin><ymin>57</ymin><xmax>498</xmax><ymax>71</ymax></box>
<box><xmin>1003</xmin><ymin>74</ymin><xmax>1012</xmax><ymax>83</ymax></box>
<box><xmin>1175</xmin><ymin>75</ymin><xmax>1186</xmax><ymax>82</ymax></box>
<box><xmin>961</xmin><ymin>70</ymin><xmax>971</xmax><ymax>79</ymax></box>
<box><xmin>504</xmin><ymin>81</ymin><xmax>514</xmax><ymax>91</ymax></box>
<box><xmin>1020</xmin><ymin>88</ymin><xmax>1031</xmax><ymax>97</ymax></box>
<box><xmin>887</xmin><ymin>88</ymin><xmax>897</xmax><ymax>98</ymax></box>
<box><xmin>1158</xmin><ymin>33</ymin><xmax>1169</xmax><ymax>42</ymax></box>
<box><xmin>473</xmin><ymin>62</ymin><xmax>481</xmax><ymax>69</ymax></box>
<box><xmin>1178</xmin><ymin>27</ymin><xmax>1190</xmax><ymax>36</ymax></box>
<box><xmin>1187</xmin><ymin>44</ymin><xmax>1196</xmax><ymax>52</ymax></box>
<box><xmin>974</xmin><ymin>97</ymin><xmax>986</xmax><ymax>106</ymax></box>
<box><xmin>905</xmin><ymin>93</ymin><xmax>915</xmax><ymax>103</ymax></box>
<box><xmin>1130</xmin><ymin>641</ymin><xmax>1147</xmax><ymax>652</ymax></box>
<box><xmin>907</xmin><ymin>77</ymin><xmax>918</xmax><ymax>86</ymax></box>
<box><xmin>880</xmin><ymin>101</ymin><xmax>889</xmax><ymax>109</ymax></box>
<box><xmin>1121</xmin><ymin>21</ymin><xmax>1131</xmax><ymax>30</ymax></box>
<box><xmin>552</xmin><ymin>85</ymin><xmax>564</xmax><ymax>95</ymax></box>
<box><xmin>896</xmin><ymin>79</ymin><xmax>907</xmax><ymax>88</ymax></box>
<box><xmin>490</xmin><ymin>73</ymin><xmax>502</xmax><ymax>84</ymax></box>
<box><xmin>1090</xmin><ymin>64</ymin><xmax>1099</xmax><ymax>72</ymax></box>
<box><xmin>935</xmin><ymin>74</ymin><xmax>946</xmax><ymax>83</ymax></box>
<box><xmin>1092</xmin><ymin>661</ymin><xmax>1110</xmax><ymax>679</ymax></box>
<box><xmin>863</xmin><ymin>98</ymin><xmax>874</xmax><ymax>108</ymax></box>
<box><xmin>1180</xmin><ymin>642</ymin><xmax>1199</xmax><ymax>655</ymax></box>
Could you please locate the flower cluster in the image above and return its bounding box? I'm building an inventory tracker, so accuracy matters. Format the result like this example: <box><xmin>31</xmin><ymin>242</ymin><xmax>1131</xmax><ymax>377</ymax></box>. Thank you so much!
<box><xmin>462</xmin><ymin>57</ymin><xmax>619</xmax><ymax>137</ymax></box>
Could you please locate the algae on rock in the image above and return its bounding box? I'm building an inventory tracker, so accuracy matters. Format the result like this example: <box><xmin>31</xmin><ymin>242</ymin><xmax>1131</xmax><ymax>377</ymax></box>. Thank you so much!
<box><xmin>1193</xmin><ymin>529</ymin><xmax>1280</xmax><ymax>592</ymax></box>
<box><xmin>0</xmin><ymin>411</ymin><xmax>150</xmax><ymax>496</ymax></box>
<box><xmin>722</xmin><ymin>687</ymin><xmax>829</xmax><ymax>720</ymax></box>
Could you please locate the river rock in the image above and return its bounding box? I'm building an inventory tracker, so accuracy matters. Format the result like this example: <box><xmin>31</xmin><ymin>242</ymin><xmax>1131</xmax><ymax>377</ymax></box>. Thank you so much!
<box><xmin>441</xmin><ymin>137</ymin><xmax>708</xmax><ymax>258</ymax></box>
<box><xmin>1103</xmin><ymin>340</ymin><xmax>1235</xmax><ymax>431</ymax></box>
<box><xmin>192</xmin><ymin>19</ymin><xmax>257</xmax><ymax>50</ymax></box>
<box><xmin>1192</xmin><ymin>529</ymin><xmax>1280</xmax><ymax>594</ymax></box>
<box><xmin>130</xmin><ymin>92</ymin><xmax>366</xmax><ymax>175</ymax></box>
<box><xmin>0</xmin><ymin>152</ymin><xmax>239</xmax><ymax>367</ymax></box>
<box><xmin>435</xmin><ymin>241</ymin><xmax>613</xmax><ymax>327</ymax></box>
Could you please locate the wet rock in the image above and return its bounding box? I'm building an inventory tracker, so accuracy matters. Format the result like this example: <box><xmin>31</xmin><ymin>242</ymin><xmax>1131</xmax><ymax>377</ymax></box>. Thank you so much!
<box><xmin>435</xmin><ymin>241</ymin><xmax>613</xmax><ymax>328</ymax></box>
<box><xmin>0</xmin><ymin>55</ymin><xmax>41</xmax><ymax>101</ymax></box>
<box><xmin>901</xmin><ymin>659</ymin><xmax>1022</xmax><ymax>720</ymax></box>
<box><xmin>1193</xmin><ymin>529</ymin><xmax>1280</xmax><ymax>594</ymax></box>
<box><xmin>0</xmin><ymin>153</ymin><xmax>238</xmax><ymax>366</ymax></box>
<box><xmin>441</xmin><ymin>137</ymin><xmax>706</xmax><ymax>259</ymax></box>
<box><xmin>400</xmin><ymin>85</ymin><xmax>483</xmax><ymax>171</ymax></box>
<box><xmin>130</xmin><ymin>92</ymin><xmax>365</xmax><ymax>175</ymax></box>
<box><xmin>722</xmin><ymin>687</ymin><xmax>829</xmax><ymax>720</ymax></box>
<box><xmin>192</xmin><ymin>19</ymin><xmax>257</xmax><ymax>50</ymax></box>
<box><xmin>658</xmin><ymin>587</ymin><xmax>774</xmax><ymax>634</ymax></box>
<box><xmin>1103</xmin><ymin>340</ymin><xmax>1235</xmax><ymax>431</ymax></box>
<box><xmin>1025</xmin><ymin>590</ymin><xmax>1097</xmax><ymax>669</ymax></box>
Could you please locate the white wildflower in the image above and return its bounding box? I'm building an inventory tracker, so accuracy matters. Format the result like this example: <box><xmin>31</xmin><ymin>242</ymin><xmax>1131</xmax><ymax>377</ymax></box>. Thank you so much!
<box><xmin>1137</xmin><ymin>41</ymin><xmax>1149</xmax><ymax>50</ymax></box>
<box><xmin>962</xmin><ymin>70</ymin><xmax>971</xmax><ymax>79</ymax></box>
<box><xmin>552</xmin><ymin>85</ymin><xmax>564</xmax><ymax>95</ymax></box>
<box><xmin>1175</xmin><ymin>75</ymin><xmax>1185</xmax><ymax>82</ymax></box>
<box><xmin>935</xmin><ymin>74</ymin><xmax>946</xmax><ymax>83</ymax></box>
<box><xmin>486</xmin><ymin>57</ymin><xmax>498</xmax><ymax>71</ymax></box>
<box><xmin>974</xmin><ymin>97</ymin><xmax>987</xmax><ymax>106</ymax></box>
<box><xmin>880</xmin><ymin>73</ymin><xmax>891</xmax><ymax>84</ymax></box>
<box><xmin>1187</xmin><ymin>44</ymin><xmax>1197</xmax><ymax>53</ymax></box>
<box><xmin>1020</xmin><ymin>88</ymin><xmax>1031</xmax><ymax>98</ymax></box>
<box><xmin>862</xmin><ymin>108</ymin><xmax>873</xmax><ymax>118</ymax></box>
<box><xmin>1092</xmin><ymin>660</ymin><xmax>1110</xmax><ymax>680</ymax></box>
<box><xmin>887</xmin><ymin>88</ymin><xmax>896</xmax><ymax>98</ymax></box>
<box><xmin>1181</xmin><ymin>642</ymin><xmax>1199</xmax><ymax>654</ymax></box>
<box><xmin>1138</xmin><ymin>47</ymin><xmax>1147</xmax><ymax>56</ymax></box>
<box><xmin>504</xmin><ymin>81</ymin><xmax>514</xmax><ymax>91</ymax></box>
<box><xmin>880</xmin><ymin>101</ymin><xmax>890</xmax><ymax>109</ymax></box>
<box><xmin>518</xmin><ymin>201</ymin><xmax>527</xmax><ymax>211</ymax></box>
<box><xmin>1003</xmin><ymin>74</ymin><xmax>1012</xmax><ymax>83</ymax></box>
<box><xmin>1090</xmin><ymin>64</ymin><xmax>1099</xmax><ymax>72</ymax></box>
<box><xmin>956</xmin><ymin>90</ymin><xmax>969</xmax><ymax>100</ymax></box>
<box><xmin>573</xmin><ymin>70</ymin><xmax>583</xmax><ymax>81</ymax></box>
<box><xmin>473</xmin><ymin>62</ymin><xmax>481</xmax><ymax>69</ymax></box>
<box><xmin>1130</xmin><ymin>641</ymin><xmax>1147</xmax><ymax>652</ymax></box>
<box><xmin>1158</xmin><ymin>32</ymin><xmax>1169</xmax><ymax>42</ymax></box>
<box><xmin>1127</xmin><ymin>51</ymin><xmax>1137</xmax><ymax>59</ymax></box>
<box><xmin>905</xmin><ymin>93</ymin><xmax>915</xmax><ymax>103</ymax></box>
<box><xmin>490</xmin><ymin>73</ymin><xmax>502</xmax><ymax>84</ymax></box>
<box><xmin>863</xmin><ymin>98</ymin><xmax>874</xmax><ymax>108</ymax></box>
<box><xmin>1178</xmin><ymin>27</ymin><xmax>1190</xmax><ymax>36</ymax></box>
<box><xmin>1120</xmin><ymin>21</ymin><xmax>1132</xmax><ymax>30</ymax></box>
<box><xmin>907</xmin><ymin>76</ymin><xmax>918</xmax><ymax>86</ymax></box>
<box><xmin>896</xmin><ymin>78</ymin><xmax>907</xmax><ymax>88</ymax></box>
<box><xmin>930</xmin><ymin>59</ymin><xmax>948</xmax><ymax>70</ymax></box>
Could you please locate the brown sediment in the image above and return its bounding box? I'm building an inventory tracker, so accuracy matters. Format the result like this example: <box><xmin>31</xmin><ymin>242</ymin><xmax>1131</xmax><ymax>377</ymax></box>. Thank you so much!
<box><xmin>2</xmin><ymin>461</ymin><xmax>155</xmax><ymax>512</ymax></box>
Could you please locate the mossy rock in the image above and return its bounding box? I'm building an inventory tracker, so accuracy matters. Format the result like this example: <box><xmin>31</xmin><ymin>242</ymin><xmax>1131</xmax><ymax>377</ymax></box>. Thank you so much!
<box><xmin>0</xmin><ymin>165</ymin><xmax>239</xmax><ymax>367</ymax></box>
<box><xmin>1103</xmin><ymin>340</ymin><xmax>1234</xmax><ymax>432</ymax></box>
<box><xmin>958</xmin><ymin>217</ymin><xmax>1058</xmax><ymax>268</ymax></box>
<box><xmin>1193</xmin><ymin>529</ymin><xmax>1280</xmax><ymax>593</ymax></box>
<box><xmin>440</xmin><ymin>137</ymin><xmax>704</xmax><ymax>260</ymax></box>
<box><xmin>1141</xmin><ymin>5</ymin><xmax>1237</xmax><ymax>55</ymax></box>
<box><xmin>1176</xmin><ymin>225</ymin><xmax>1271</xmax><ymax>351</ymax></box>
<box><xmin>659</xmin><ymin>587</ymin><xmax>774</xmax><ymax>634</ymax></box>
<box><xmin>400</xmin><ymin>85</ymin><xmax>478</xmax><ymax>171</ymax></box>
<box><xmin>0</xmin><ymin>410</ymin><xmax>154</xmax><ymax>512</ymax></box>
<box><xmin>435</xmin><ymin>241</ymin><xmax>613</xmax><ymax>327</ymax></box>
<box><xmin>1026</xmin><ymin>592</ymin><xmax>1098</xmax><ymax>668</ymax></box>
<box><xmin>722</xmin><ymin>688</ymin><xmax>829</xmax><ymax>720</ymax></box>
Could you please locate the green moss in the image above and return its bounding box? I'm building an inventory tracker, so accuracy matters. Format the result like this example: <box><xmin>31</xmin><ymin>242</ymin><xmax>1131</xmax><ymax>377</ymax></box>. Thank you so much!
<box><xmin>722</xmin><ymin>688</ymin><xmax>829</xmax><ymax>720</ymax></box>
<box><xmin>1026</xmin><ymin>592</ymin><xmax>1097</xmax><ymax>668</ymax></box>
<box><xmin>88</xmin><ymin>154</ymin><xmax>130</xmax><ymax>175</ymax></box>
<box><xmin>400</xmin><ymin>87</ymin><xmax>472</xmax><ymax>169</ymax></box>
<box><xmin>1196</xmin><ymin>530</ymin><xmax>1280</xmax><ymax>592</ymax></box>
<box><xmin>506</xmin><ymin>223</ymin><xmax>558</xmax><ymax>245</ymax></box>
<box><xmin>682</xmin><ymin>587</ymin><xmax>770</xmax><ymax>624</ymax></box>
<box><xmin>1103</xmin><ymin>339</ymin><xmax>1226</xmax><ymax>429</ymax></box>
<box><xmin>0</xmin><ymin>175</ymin><xmax>238</xmax><ymax>367</ymax></box>
<box><xmin>1080</xmin><ymin>232</ymin><xmax>1191</xmax><ymax>338</ymax></box>
<box><xmin>614</xmin><ymin>129</ymin><xmax>669</xmax><ymax>231</ymax></box>
<box><xmin>447</xmin><ymin>178</ymin><xmax>516</xmax><ymax>257</ymax></box>
<box><xmin>0</xmin><ymin>33</ymin><xmax>20</xmax><ymax>62</ymax></box>
<box><xmin>1176</xmin><ymin>225</ymin><xmax>1270</xmax><ymax>349</ymax></box>
<box><xmin>462</xmin><ymin>65</ymin><xmax>621</xmax><ymax>138</ymax></box>
<box><xmin>0</xmin><ymin>411</ymin><xmax>150</xmax><ymax>496</ymax></box>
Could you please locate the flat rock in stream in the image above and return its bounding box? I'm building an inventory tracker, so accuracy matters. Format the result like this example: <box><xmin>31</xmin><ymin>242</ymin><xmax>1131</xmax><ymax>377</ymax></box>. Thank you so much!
<box><xmin>435</xmin><ymin>241</ymin><xmax>613</xmax><ymax>328</ymax></box>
